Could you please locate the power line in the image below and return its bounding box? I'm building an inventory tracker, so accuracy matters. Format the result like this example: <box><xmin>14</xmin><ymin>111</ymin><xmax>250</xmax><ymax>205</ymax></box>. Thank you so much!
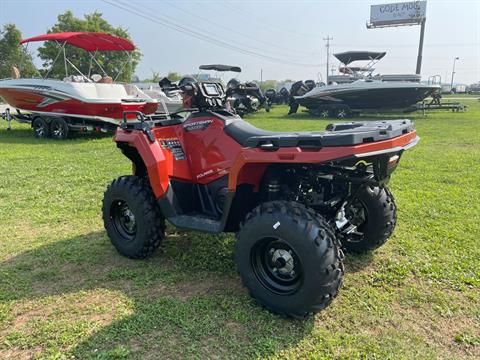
<box><xmin>163</xmin><ymin>1</ymin><xmax>317</xmax><ymax>59</ymax></box>
<box><xmin>102</xmin><ymin>0</ymin><xmax>323</xmax><ymax>68</ymax></box>
<box><xmin>220</xmin><ymin>2</ymin><xmax>318</xmax><ymax>39</ymax></box>
<box><xmin>334</xmin><ymin>42</ymin><xmax>480</xmax><ymax>48</ymax></box>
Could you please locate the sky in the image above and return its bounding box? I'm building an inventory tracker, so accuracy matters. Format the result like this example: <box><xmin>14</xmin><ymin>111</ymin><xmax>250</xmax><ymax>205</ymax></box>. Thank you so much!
<box><xmin>0</xmin><ymin>0</ymin><xmax>479</xmax><ymax>84</ymax></box>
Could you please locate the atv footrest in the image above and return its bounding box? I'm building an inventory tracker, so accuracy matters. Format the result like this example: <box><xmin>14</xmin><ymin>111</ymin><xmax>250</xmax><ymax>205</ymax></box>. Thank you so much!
<box><xmin>168</xmin><ymin>215</ymin><xmax>222</xmax><ymax>233</ymax></box>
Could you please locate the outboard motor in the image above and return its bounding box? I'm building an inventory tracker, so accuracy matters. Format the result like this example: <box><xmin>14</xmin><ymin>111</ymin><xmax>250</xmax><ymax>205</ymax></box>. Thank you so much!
<box><xmin>264</xmin><ymin>88</ymin><xmax>277</xmax><ymax>112</ymax></box>
<box><xmin>264</xmin><ymin>88</ymin><xmax>276</xmax><ymax>108</ymax></box>
<box><xmin>227</xmin><ymin>78</ymin><xmax>240</xmax><ymax>91</ymax></box>
<box><xmin>158</xmin><ymin>77</ymin><xmax>178</xmax><ymax>95</ymax></box>
<box><xmin>288</xmin><ymin>81</ymin><xmax>310</xmax><ymax>115</ymax></box>
<box><xmin>279</xmin><ymin>87</ymin><xmax>289</xmax><ymax>105</ymax></box>
<box><xmin>265</xmin><ymin>88</ymin><xmax>276</xmax><ymax>101</ymax></box>
<box><xmin>245</xmin><ymin>81</ymin><xmax>266</xmax><ymax>109</ymax></box>
<box><xmin>226</xmin><ymin>79</ymin><xmax>267</xmax><ymax>115</ymax></box>
<box><xmin>178</xmin><ymin>76</ymin><xmax>197</xmax><ymax>88</ymax></box>
<box><xmin>226</xmin><ymin>78</ymin><xmax>243</xmax><ymax>113</ymax></box>
<box><xmin>305</xmin><ymin>79</ymin><xmax>316</xmax><ymax>91</ymax></box>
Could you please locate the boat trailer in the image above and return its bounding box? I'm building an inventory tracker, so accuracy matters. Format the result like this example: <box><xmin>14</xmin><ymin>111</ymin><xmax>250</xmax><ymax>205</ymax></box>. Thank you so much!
<box><xmin>415</xmin><ymin>100</ymin><xmax>468</xmax><ymax>114</ymax></box>
<box><xmin>303</xmin><ymin>99</ymin><xmax>467</xmax><ymax>119</ymax></box>
<box><xmin>1</xmin><ymin>106</ymin><xmax>116</xmax><ymax>137</ymax></box>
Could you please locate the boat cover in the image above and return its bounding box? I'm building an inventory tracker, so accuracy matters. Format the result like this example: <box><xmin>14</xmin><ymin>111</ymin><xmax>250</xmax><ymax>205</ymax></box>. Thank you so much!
<box><xmin>20</xmin><ymin>32</ymin><xmax>135</xmax><ymax>51</ymax></box>
<box><xmin>199</xmin><ymin>64</ymin><xmax>241</xmax><ymax>72</ymax></box>
<box><xmin>334</xmin><ymin>51</ymin><xmax>386</xmax><ymax>65</ymax></box>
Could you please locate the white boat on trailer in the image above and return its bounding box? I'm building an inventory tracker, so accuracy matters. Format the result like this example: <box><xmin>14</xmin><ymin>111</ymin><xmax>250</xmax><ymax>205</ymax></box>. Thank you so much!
<box><xmin>0</xmin><ymin>32</ymin><xmax>159</xmax><ymax>139</ymax></box>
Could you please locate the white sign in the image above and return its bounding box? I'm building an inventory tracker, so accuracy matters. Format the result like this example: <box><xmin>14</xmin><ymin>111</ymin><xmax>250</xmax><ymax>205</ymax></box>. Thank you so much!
<box><xmin>370</xmin><ymin>1</ymin><xmax>426</xmax><ymax>27</ymax></box>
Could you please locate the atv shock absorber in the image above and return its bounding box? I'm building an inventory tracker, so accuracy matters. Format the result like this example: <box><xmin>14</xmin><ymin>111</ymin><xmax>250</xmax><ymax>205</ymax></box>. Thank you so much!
<box><xmin>266</xmin><ymin>178</ymin><xmax>281</xmax><ymax>201</ymax></box>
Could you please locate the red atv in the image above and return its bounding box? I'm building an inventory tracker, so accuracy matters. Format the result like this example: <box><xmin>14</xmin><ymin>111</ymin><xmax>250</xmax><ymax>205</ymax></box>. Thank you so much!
<box><xmin>102</xmin><ymin>81</ymin><xmax>418</xmax><ymax>317</ymax></box>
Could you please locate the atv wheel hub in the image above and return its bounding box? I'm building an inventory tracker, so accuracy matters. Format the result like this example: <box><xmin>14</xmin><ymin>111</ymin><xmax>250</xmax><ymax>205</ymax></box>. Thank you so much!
<box><xmin>251</xmin><ymin>238</ymin><xmax>302</xmax><ymax>295</ymax></box>
<box><xmin>111</xmin><ymin>200</ymin><xmax>137</xmax><ymax>239</ymax></box>
<box><xmin>271</xmin><ymin>249</ymin><xmax>294</xmax><ymax>275</ymax></box>
<box><xmin>122</xmin><ymin>207</ymin><xmax>136</xmax><ymax>232</ymax></box>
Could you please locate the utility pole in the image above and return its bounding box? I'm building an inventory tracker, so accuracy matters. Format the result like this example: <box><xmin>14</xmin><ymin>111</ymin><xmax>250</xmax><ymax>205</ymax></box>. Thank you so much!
<box><xmin>260</xmin><ymin>68</ymin><xmax>263</xmax><ymax>87</ymax></box>
<box><xmin>323</xmin><ymin>35</ymin><xmax>333</xmax><ymax>83</ymax></box>
<box><xmin>450</xmin><ymin>57</ymin><xmax>459</xmax><ymax>91</ymax></box>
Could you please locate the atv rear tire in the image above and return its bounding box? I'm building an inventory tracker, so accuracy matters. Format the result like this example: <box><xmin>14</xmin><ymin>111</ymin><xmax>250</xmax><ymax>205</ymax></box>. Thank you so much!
<box><xmin>341</xmin><ymin>186</ymin><xmax>396</xmax><ymax>253</ymax></box>
<box><xmin>102</xmin><ymin>176</ymin><xmax>165</xmax><ymax>259</ymax></box>
<box><xmin>235</xmin><ymin>201</ymin><xmax>344</xmax><ymax>318</ymax></box>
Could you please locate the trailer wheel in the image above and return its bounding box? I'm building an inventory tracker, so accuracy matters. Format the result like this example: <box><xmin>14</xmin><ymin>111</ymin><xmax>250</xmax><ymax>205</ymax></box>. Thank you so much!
<box><xmin>50</xmin><ymin>118</ymin><xmax>69</xmax><ymax>140</ymax></box>
<box><xmin>236</xmin><ymin>201</ymin><xmax>344</xmax><ymax>317</ymax></box>
<box><xmin>319</xmin><ymin>109</ymin><xmax>330</xmax><ymax>118</ymax></box>
<box><xmin>335</xmin><ymin>108</ymin><xmax>349</xmax><ymax>119</ymax></box>
<box><xmin>32</xmin><ymin>117</ymin><xmax>50</xmax><ymax>138</ymax></box>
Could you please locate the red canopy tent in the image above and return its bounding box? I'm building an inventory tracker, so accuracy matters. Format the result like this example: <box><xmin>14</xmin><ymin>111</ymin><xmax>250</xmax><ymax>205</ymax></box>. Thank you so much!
<box><xmin>20</xmin><ymin>32</ymin><xmax>135</xmax><ymax>52</ymax></box>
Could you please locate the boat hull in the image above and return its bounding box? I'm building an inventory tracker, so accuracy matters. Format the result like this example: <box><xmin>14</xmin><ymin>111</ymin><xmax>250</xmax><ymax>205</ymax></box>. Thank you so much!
<box><xmin>0</xmin><ymin>86</ymin><xmax>158</xmax><ymax>124</ymax></box>
<box><xmin>296</xmin><ymin>82</ymin><xmax>439</xmax><ymax>111</ymax></box>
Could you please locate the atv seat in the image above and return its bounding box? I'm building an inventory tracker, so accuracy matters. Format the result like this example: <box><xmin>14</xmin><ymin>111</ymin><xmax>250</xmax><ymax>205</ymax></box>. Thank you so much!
<box><xmin>224</xmin><ymin>119</ymin><xmax>324</xmax><ymax>148</ymax></box>
<box><xmin>224</xmin><ymin>119</ymin><xmax>279</xmax><ymax>145</ymax></box>
<box><xmin>224</xmin><ymin>119</ymin><xmax>414</xmax><ymax>148</ymax></box>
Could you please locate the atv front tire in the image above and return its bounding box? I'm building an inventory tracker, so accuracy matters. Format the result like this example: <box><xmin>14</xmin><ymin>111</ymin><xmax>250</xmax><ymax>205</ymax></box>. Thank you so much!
<box><xmin>102</xmin><ymin>176</ymin><xmax>165</xmax><ymax>259</ymax></box>
<box><xmin>341</xmin><ymin>186</ymin><xmax>396</xmax><ymax>253</ymax></box>
<box><xmin>235</xmin><ymin>201</ymin><xmax>344</xmax><ymax>317</ymax></box>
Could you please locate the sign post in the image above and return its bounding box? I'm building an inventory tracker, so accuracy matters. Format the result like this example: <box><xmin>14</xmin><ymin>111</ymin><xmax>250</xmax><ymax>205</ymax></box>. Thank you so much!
<box><xmin>416</xmin><ymin>18</ymin><xmax>426</xmax><ymax>74</ymax></box>
<box><xmin>367</xmin><ymin>1</ymin><xmax>427</xmax><ymax>75</ymax></box>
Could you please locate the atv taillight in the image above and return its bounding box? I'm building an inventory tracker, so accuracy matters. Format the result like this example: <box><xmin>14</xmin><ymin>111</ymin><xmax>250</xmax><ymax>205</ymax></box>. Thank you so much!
<box><xmin>387</xmin><ymin>155</ymin><xmax>400</xmax><ymax>169</ymax></box>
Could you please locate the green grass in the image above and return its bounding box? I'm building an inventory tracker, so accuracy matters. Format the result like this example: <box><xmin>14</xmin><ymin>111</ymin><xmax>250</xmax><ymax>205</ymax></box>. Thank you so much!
<box><xmin>442</xmin><ymin>94</ymin><xmax>480</xmax><ymax>98</ymax></box>
<box><xmin>0</xmin><ymin>101</ymin><xmax>479</xmax><ymax>359</ymax></box>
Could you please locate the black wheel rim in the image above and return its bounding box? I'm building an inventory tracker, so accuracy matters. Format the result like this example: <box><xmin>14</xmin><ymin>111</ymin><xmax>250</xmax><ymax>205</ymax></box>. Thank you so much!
<box><xmin>251</xmin><ymin>237</ymin><xmax>303</xmax><ymax>295</ymax></box>
<box><xmin>51</xmin><ymin>122</ymin><xmax>65</xmax><ymax>139</ymax></box>
<box><xmin>33</xmin><ymin>120</ymin><xmax>46</xmax><ymax>137</ymax></box>
<box><xmin>111</xmin><ymin>200</ymin><xmax>137</xmax><ymax>241</ymax></box>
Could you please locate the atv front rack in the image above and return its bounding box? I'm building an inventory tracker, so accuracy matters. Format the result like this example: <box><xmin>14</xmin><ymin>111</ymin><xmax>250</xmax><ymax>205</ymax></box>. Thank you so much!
<box><xmin>121</xmin><ymin>111</ymin><xmax>185</xmax><ymax>143</ymax></box>
<box><xmin>121</xmin><ymin>111</ymin><xmax>156</xmax><ymax>142</ymax></box>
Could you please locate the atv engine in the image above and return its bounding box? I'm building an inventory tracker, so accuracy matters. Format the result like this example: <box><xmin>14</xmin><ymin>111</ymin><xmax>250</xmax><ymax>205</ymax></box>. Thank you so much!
<box><xmin>262</xmin><ymin>164</ymin><xmax>368</xmax><ymax>214</ymax></box>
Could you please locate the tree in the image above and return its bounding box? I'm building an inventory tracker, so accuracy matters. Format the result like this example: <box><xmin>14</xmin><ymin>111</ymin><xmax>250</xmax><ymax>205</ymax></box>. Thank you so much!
<box><xmin>142</xmin><ymin>69</ymin><xmax>161</xmax><ymax>83</ymax></box>
<box><xmin>37</xmin><ymin>11</ymin><xmax>141</xmax><ymax>82</ymax></box>
<box><xmin>166</xmin><ymin>71</ymin><xmax>182</xmax><ymax>82</ymax></box>
<box><xmin>0</xmin><ymin>24</ymin><xmax>37</xmax><ymax>78</ymax></box>
<box><xmin>258</xmin><ymin>79</ymin><xmax>277</xmax><ymax>93</ymax></box>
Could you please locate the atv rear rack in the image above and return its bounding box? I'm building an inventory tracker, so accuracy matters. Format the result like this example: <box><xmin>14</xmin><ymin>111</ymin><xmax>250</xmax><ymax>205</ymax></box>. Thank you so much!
<box><xmin>227</xmin><ymin>119</ymin><xmax>415</xmax><ymax>149</ymax></box>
